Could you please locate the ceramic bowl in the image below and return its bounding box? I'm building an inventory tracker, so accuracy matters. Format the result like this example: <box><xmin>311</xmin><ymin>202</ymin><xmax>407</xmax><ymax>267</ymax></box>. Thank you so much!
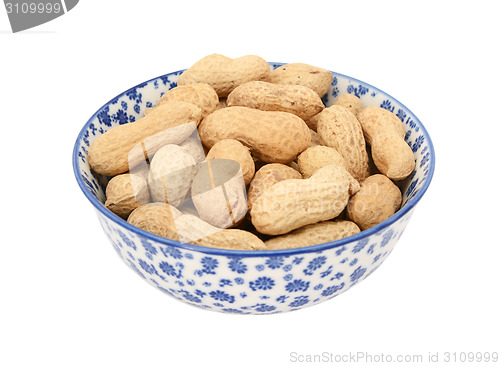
<box><xmin>73</xmin><ymin>62</ymin><xmax>435</xmax><ymax>314</ymax></box>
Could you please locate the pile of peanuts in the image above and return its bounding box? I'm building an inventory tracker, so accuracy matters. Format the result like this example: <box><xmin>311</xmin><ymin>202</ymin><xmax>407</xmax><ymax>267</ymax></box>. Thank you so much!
<box><xmin>88</xmin><ymin>54</ymin><xmax>415</xmax><ymax>250</ymax></box>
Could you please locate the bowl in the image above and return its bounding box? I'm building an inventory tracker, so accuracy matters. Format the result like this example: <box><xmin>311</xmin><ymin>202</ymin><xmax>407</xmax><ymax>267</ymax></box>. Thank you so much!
<box><xmin>73</xmin><ymin>62</ymin><xmax>435</xmax><ymax>314</ymax></box>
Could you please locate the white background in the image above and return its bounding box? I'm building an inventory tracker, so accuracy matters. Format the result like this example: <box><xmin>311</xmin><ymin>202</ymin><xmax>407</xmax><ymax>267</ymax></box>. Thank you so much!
<box><xmin>1</xmin><ymin>1</ymin><xmax>499</xmax><ymax>365</ymax></box>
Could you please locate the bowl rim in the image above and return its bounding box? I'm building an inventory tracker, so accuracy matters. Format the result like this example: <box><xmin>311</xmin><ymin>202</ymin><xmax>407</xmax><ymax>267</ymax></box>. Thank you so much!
<box><xmin>73</xmin><ymin>63</ymin><xmax>435</xmax><ymax>257</ymax></box>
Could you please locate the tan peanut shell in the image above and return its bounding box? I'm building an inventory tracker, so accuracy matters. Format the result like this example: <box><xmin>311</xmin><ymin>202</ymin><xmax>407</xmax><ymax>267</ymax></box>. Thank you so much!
<box><xmin>357</xmin><ymin>106</ymin><xmax>415</xmax><ymax>180</ymax></box>
<box><xmin>264</xmin><ymin>63</ymin><xmax>333</xmax><ymax>97</ymax></box>
<box><xmin>247</xmin><ymin>163</ymin><xmax>302</xmax><ymax>211</ymax></box>
<box><xmin>198</xmin><ymin>106</ymin><xmax>311</xmax><ymax>163</ymax></box>
<box><xmin>144</xmin><ymin>202</ymin><xmax>183</xmax><ymax>218</ymax></box>
<box><xmin>148</xmin><ymin>144</ymin><xmax>197</xmax><ymax>207</ymax></box>
<box><xmin>206</xmin><ymin>139</ymin><xmax>255</xmax><ymax>185</ymax></box>
<box><xmin>177</xmin><ymin>54</ymin><xmax>270</xmax><ymax>97</ymax></box>
<box><xmin>180</xmin><ymin>137</ymin><xmax>206</xmax><ymax>164</ymax></box>
<box><xmin>105</xmin><ymin>173</ymin><xmax>150</xmax><ymax>219</ymax></box>
<box><xmin>251</xmin><ymin>165</ymin><xmax>360</xmax><ymax>235</ymax></box>
<box><xmin>297</xmin><ymin>146</ymin><xmax>347</xmax><ymax>179</ymax></box>
<box><xmin>309</xmin><ymin>129</ymin><xmax>325</xmax><ymax>147</ymax></box>
<box><xmin>146</xmin><ymin>83</ymin><xmax>218</xmax><ymax>119</ymax></box>
<box><xmin>127</xmin><ymin>205</ymin><xmax>180</xmax><ymax>240</ymax></box>
<box><xmin>265</xmin><ymin>220</ymin><xmax>360</xmax><ymax>250</ymax></box>
<box><xmin>347</xmin><ymin>174</ymin><xmax>402</xmax><ymax>230</ymax></box>
<box><xmin>313</xmin><ymin>105</ymin><xmax>371</xmax><ymax>182</ymax></box>
<box><xmin>88</xmin><ymin>101</ymin><xmax>202</xmax><ymax>176</ymax></box>
<box><xmin>226</xmin><ymin>81</ymin><xmax>324</xmax><ymax>120</ymax></box>
<box><xmin>192</xmin><ymin>229</ymin><xmax>267</xmax><ymax>250</ymax></box>
<box><xmin>173</xmin><ymin>214</ymin><xmax>266</xmax><ymax>250</ymax></box>
<box><xmin>191</xmin><ymin>159</ymin><xmax>248</xmax><ymax>229</ymax></box>
<box><xmin>334</xmin><ymin>94</ymin><xmax>364</xmax><ymax>117</ymax></box>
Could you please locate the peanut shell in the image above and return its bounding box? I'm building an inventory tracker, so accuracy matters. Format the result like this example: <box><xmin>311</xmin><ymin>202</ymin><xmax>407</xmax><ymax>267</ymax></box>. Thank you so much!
<box><xmin>226</xmin><ymin>81</ymin><xmax>324</xmax><ymax>120</ymax></box>
<box><xmin>347</xmin><ymin>174</ymin><xmax>402</xmax><ymax>230</ymax></box>
<box><xmin>314</xmin><ymin>105</ymin><xmax>371</xmax><ymax>182</ymax></box>
<box><xmin>264</xmin><ymin>63</ymin><xmax>333</xmax><ymax>97</ymax></box>
<box><xmin>105</xmin><ymin>173</ymin><xmax>150</xmax><ymax>219</ymax></box>
<box><xmin>265</xmin><ymin>220</ymin><xmax>360</xmax><ymax>250</ymax></box>
<box><xmin>178</xmin><ymin>54</ymin><xmax>270</xmax><ymax>97</ymax></box>
<box><xmin>199</xmin><ymin>106</ymin><xmax>311</xmax><ymax>163</ymax></box>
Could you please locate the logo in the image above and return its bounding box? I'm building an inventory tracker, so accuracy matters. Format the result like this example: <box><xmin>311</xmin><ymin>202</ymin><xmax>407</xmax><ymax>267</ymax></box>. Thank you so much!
<box><xmin>4</xmin><ymin>0</ymin><xmax>79</xmax><ymax>33</ymax></box>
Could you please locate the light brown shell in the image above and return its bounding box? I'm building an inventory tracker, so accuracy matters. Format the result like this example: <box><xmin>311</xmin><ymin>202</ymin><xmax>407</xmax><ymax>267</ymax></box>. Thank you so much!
<box><xmin>265</xmin><ymin>220</ymin><xmax>360</xmax><ymax>250</ymax></box>
<box><xmin>357</xmin><ymin>106</ymin><xmax>415</xmax><ymax>180</ymax></box>
<box><xmin>309</xmin><ymin>129</ymin><xmax>325</xmax><ymax>147</ymax></box>
<box><xmin>193</xmin><ymin>229</ymin><xmax>267</xmax><ymax>250</ymax></box>
<box><xmin>313</xmin><ymin>105</ymin><xmax>371</xmax><ymax>182</ymax></box>
<box><xmin>105</xmin><ymin>173</ymin><xmax>150</xmax><ymax>219</ymax></box>
<box><xmin>191</xmin><ymin>159</ymin><xmax>248</xmax><ymax>229</ymax></box>
<box><xmin>179</xmin><ymin>137</ymin><xmax>206</xmax><ymax>164</ymax></box>
<box><xmin>251</xmin><ymin>165</ymin><xmax>360</xmax><ymax>235</ymax></box>
<box><xmin>334</xmin><ymin>94</ymin><xmax>364</xmax><ymax>117</ymax></box>
<box><xmin>264</xmin><ymin>63</ymin><xmax>333</xmax><ymax>97</ymax></box>
<box><xmin>146</xmin><ymin>83</ymin><xmax>218</xmax><ymax>119</ymax></box>
<box><xmin>247</xmin><ymin>163</ymin><xmax>303</xmax><ymax>211</ymax></box>
<box><xmin>347</xmin><ymin>174</ymin><xmax>402</xmax><ymax>230</ymax></box>
<box><xmin>206</xmin><ymin>139</ymin><xmax>255</xmax><ymax>185</ymax></box>
<box><xmin>144</xmin><ymin>202</ymin><xmax>183</xmax><ymax>218</ymax></box>
<box><xmin>297</xmin><ymin>146</ymin><xmax>347</xmax><ymax>178</ymax></box>
<box><xmin>226</xmin><ymin>81</ymin><xmax>324</xmax><ymax>120</ymax></box>
<box><xmin>88</xmin><ymin>101</ymin><xmax>202</xmax><ymax>176</ymax></box>
<box><xmin>198</xmin><ymin>106</ymin><xmax>311</xmax><ymax>163</ymax></box>
<box><xmin>173</xmin><ymin>214</ymin><xmax>266</xmax><ymax>250</ymax></box>
<box><xmin>177</xmin><ymin>54</ymin><xmax>270</xmax><ymax>97</ymax></box>
<box><xmin>127</xmin><ymin>205</ymin><xmax>180</xmax><ymax>240</ymax></box>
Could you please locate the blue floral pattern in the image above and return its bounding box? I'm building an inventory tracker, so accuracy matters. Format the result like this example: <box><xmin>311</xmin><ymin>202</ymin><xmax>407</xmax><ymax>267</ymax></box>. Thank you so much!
<box><xmin>74</xmin><ymin>63</ymin><xmax>434</xmax><ymax>314</ymax></box>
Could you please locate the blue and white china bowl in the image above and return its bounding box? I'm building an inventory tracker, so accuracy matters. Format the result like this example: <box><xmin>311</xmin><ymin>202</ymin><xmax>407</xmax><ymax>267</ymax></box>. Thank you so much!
<box><xmin>73</xmin><ymin>63</ymin><xmax>435</xmax><ymax>314</ymax></box>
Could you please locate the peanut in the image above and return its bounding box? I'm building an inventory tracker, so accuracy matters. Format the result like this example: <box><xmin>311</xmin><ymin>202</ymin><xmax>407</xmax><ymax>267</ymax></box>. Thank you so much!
<box><xmin>297</xmin><ymin>146</ymin><xmax>347</xmax><ymax>179</ymax></box>
<box><xmin>334</xmin><ymin>94</ymin><xmax>364</xmax><ymax>117</ymax></box>
<box><xmin>251</xmin><ymin>165</ymin><xmax>360</xmax><ymax>235</ymax></box>
<box><xmin>105</xmin><ymin>173</ymin><xmax>150</xmax><ymax>219</ymax></box>
<box><xmin>127</xmin><ymin>205</ymin><xmax>179</xmax><ymax>240</ymax></box>
<box><xmin>191</xmin><ymin>159</ymin><xmax>248</xmax><ymax>228</ymax></box>
<box><xmin>131</xmin><ymin>211</ymin><xmax>265</xmax><ymax>250</ymax></box>
<box><xmin>264</xmin><ymin>63</ymin><xmax>333</xmax><ymax>97</ymax></box>
<box><xmin>309</xmin><ymin>129</ymin><xmax>326</xmax><ymax>147</ymax></box>
<box><xmin>145</xmin><ymin>83</ymin><xmax>218</xmax><ymax>119</ymax></box>
<box><xmin>226</xmin><ymin>81</ymin><xmax>324</xmax><ymax>120</ymax></box>
<box><xmin>177</xmin><ymin>54</ymin><xmax>270</xmax><ymax>97</ymax></box>
<box><xmin>247</xmin><ymin>163</ymin><xmax>302</xmax><ymax>211</ymax></box>
<box><xmin>265</xmin><ymin>220</ymin><xmax>360</xmax><ymax>250</ymax></box>
<box><xmin>144</xmin><ymin>202</ymin><xmax>183</xmax><ymax>218</ymax></box>
<box><xmin>199</xmin><ymin>106</ymin><xmax>311</xmax><ymax>163</ymax></box>
<box><xmin>175</xmin><ymin>215</ymin><xmax>266</xmax><ymax>250</ymax></box>
<box><xmin>313</xmin><ymin>105</ymin><xmax>371</xmax><ymax>182</ymax></box>
<box><xmin>179</xmin><ymin>137</ymin><xmax>206</xmax><ymax>164</ymax></box>
<box><xmin>194</xmin><ymin>229</ymin><xmax>267</xmax><ymax>250</ymax></box>
<box><xmin>88</xmin><ymin>101</ymin><xmax>202</xmax><ymax>176</ymax></box>
<box><xmin>347</xmin><ymin>174</ymin><xmax>402</xmax><ymax>230</ymax></box>
<box><xmin>206</xmin><ymin>139</ymin><xmax>255</xmax><ymax>185</ymax></box>
<box><xmin>148</xmin><ymin>144</ymin><xmax>197</xmax><ymax>207</ymax></box>
<box><xmin>357</xmin><ymin>106</ymin><xmax>415</xmax><ymax>180</ymax></box>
